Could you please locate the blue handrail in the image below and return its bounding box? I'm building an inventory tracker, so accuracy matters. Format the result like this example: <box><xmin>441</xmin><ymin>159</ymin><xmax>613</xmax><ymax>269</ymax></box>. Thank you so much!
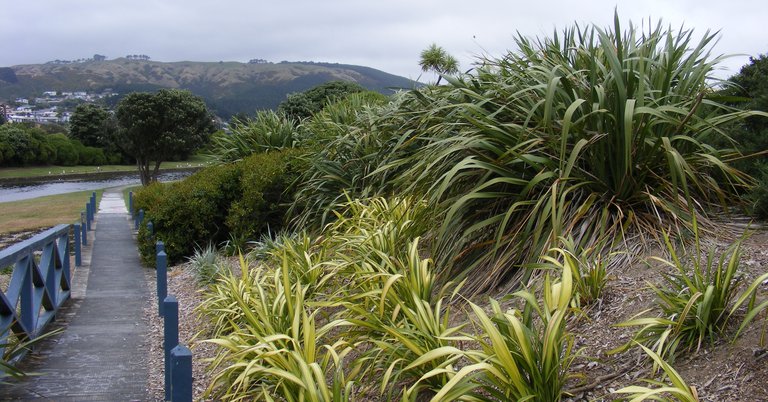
<box><xmin>0</xmin><ymin>224</ymin><xmax>72</xmax><ymax>359</ymax></box>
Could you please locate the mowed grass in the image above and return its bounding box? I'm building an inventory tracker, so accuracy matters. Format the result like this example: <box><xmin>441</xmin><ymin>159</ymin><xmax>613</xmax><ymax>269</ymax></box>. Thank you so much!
<box><xmin>0</xmin><ymin>155</ymin><xmax>210</xmax><ymax>180</ymax></box>
<box><xmin>0</xmin><ymin>190</ymin><xmax>103</xmax><ymax>234</ymax></box>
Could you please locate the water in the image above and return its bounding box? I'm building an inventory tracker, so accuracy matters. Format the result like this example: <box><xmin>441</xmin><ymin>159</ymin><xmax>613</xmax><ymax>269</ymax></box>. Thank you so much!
<box><xmin>0</xmin><ymin>170</ymin><xmax>195</xmax><ymax>202</ymax></box>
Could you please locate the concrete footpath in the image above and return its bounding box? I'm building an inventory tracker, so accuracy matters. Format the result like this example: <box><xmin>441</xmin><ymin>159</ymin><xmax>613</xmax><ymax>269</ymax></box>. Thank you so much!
<box><xmin>1</xmin><ymin>188</ymin><xmax>149</xmax><ymax>401</ymax></box>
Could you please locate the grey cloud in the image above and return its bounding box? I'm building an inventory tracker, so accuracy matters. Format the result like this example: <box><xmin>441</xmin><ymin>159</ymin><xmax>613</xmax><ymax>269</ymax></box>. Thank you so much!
<box><xmin>1</xmin><ymin>1</ymin><xmax>764</xmax><ymax>79</ymax></box>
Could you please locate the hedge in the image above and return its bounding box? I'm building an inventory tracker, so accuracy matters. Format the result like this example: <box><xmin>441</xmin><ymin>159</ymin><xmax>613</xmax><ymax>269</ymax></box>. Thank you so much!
<box><xmin>134</xmin><ymin>149</ymin><xmax>301</xmax><ymax>265</ymax></box>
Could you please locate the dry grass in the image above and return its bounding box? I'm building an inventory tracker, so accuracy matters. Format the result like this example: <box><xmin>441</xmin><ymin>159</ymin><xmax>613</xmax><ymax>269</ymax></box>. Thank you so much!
<box><xmin>0</xmin><ymin>190</ymin><xmax>102</xmax><ymax>234</ymax></box>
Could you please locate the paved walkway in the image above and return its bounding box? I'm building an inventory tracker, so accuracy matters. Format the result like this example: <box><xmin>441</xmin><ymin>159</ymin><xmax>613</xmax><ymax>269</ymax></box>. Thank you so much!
<box><xmin>1</xmin><ymin>188</ymin><xmax>149</xmax><ymax>401</ymax></box>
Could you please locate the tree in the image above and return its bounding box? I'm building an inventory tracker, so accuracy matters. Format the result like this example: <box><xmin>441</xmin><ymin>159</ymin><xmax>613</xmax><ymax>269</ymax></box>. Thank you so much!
<box><xmin>69</xmin><ymin>104</ymin><xmax>111</xmax><ymax>147</ymax></box>
<box><xmin>722</xmin><ymin>54</ymin><xmax>768</xmax><ymax>217</ymax></box>
<box><xmin>278</xmin><ymin>81</ymin><xmax>366</xmax><ymax>120</ymax></box>
<box><xmin>419</xmin><ymin>43</ymin><xmax>459</xmax><ymax>85</ymax></box>
<box><xmin>115</xmin><ymin>89</ymin><xmax>215</xmax><ymax>185</ymax></box>
<box><xmin>725</xmin><ymin>54</ymin><xmax>768</xmax><ymax>162</ymax></box>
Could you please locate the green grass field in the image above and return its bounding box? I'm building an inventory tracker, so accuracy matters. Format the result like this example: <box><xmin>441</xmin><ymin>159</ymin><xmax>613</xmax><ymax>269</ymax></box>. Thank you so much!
<box><xmin>0</xmin><ymin>155</ymin><xmax>210</xmax><ymax>180</ymax></box>
<box><xmin>0</xmin><ymin>190</ymin><xmax>103</xmax><ymax>234</ymax></box>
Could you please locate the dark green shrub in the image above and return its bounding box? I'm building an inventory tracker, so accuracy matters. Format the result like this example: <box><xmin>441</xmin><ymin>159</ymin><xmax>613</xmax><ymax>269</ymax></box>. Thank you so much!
<box><xmin>77</xmin><ymin>145</ymin><xmax>106</xmax><ymax>165</ymax></box>
<box><xmin>135</xmin><ymin>149</ymin><xmax>302</xmax><ymax>265</ymax></box>
<box><xmin>748</xmin><ymin>164</ymin><xmax>768</xmax><ymax>219</ymax></box>
<box><xmin>135</xmin><ymin>163</ymin><xmax>241</xmax><ymax>265</ymax></box>
<box><xmin>47</xmin><ymin>134</ymin><xmax>79</xmax><ymax>166</ymax></box>
<box><xmin>225</xmin><ymin>149</ymin><xmax>302</xmax><ymax>243</ymax></box>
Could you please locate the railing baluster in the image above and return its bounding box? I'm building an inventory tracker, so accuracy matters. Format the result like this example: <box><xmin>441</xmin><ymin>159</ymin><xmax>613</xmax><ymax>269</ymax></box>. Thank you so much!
<box><xmin>157</xmin><ymin>249</ymin><xmax>167</xmax><ymax>316</ymax></box>
<box><xmin>74</xmin><ymin>223</ymin><xmax>82</xmax><ymax>266</ymax></box>
<box><xmin>81</xmin><ymin>212</ymin><xmax>87</xmax><ymax>246</ymax></box>
<box><xmin>170</xmin><ymin>345</ymin><xmax>192</xmax><ymax>402</ymax></box>
<box><xmin>85</xmin><ymin>202</ymin><xmax>92</xmax><ymax>231</ymax></box>
<box><xmin>163</xmin><ymin>296</ymin><xmax>179</xmax><ymax>402</ymax></box>
<box><xmin>0</xmin><ymin>195</ymin><xmax>84</xmax><ymax>371</ymax></box>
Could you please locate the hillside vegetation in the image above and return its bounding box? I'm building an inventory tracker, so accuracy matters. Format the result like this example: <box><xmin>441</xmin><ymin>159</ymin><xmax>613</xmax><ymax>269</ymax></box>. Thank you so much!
<box><xmin>134</xmin><ymin>16</ymin><xmax>768</xmax><ymax>401</ymax></box>
<box><xmin>0</xmin><ymin>59</ymin><xmax>417</xmax><ymax>117</ymax></box>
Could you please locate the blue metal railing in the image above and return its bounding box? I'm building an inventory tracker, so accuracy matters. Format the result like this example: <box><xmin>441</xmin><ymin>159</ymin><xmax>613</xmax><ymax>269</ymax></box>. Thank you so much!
<box><xmin>0</xmin><ymin>193</ymin><xmax>96</xmax><ymax>362</ymax></box>
<box><xmin>0</xmin><ymin>225</ymin><xmax>72</xmax><ymax>358</ymax></box>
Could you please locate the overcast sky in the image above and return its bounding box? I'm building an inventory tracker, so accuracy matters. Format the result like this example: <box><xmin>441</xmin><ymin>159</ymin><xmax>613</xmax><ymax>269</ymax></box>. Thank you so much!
<box><xmin>2</xmin><ymin>1</ymin><xmax>766</xmax><ymax>81</ymax></box>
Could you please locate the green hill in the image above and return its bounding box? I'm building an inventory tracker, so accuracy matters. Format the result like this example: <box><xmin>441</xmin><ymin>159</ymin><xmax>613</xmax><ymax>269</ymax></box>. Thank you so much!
<box><xmin>0</xmin><ymin>59</ymin><xmax>418</xmax><ymax>117</ymax></box>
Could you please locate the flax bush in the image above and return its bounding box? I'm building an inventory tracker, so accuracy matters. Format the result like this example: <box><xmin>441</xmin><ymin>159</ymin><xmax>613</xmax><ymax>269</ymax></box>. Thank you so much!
<box><xmin>615</xmin><ymin>223</ymin><xmax>768</xmax><ymax>362</ymax></box>
<box><xmin>375</xmin><ymin>15</ymin><xmax>761</xmax><ymax>294</ymax></box>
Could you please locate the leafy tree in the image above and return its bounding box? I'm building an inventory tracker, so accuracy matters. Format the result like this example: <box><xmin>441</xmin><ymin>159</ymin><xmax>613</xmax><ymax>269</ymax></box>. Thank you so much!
<box><xmin>69</xmin><ymin>103</ymin><xmax>111</xmax><ymax>147</ymax></box>
<box><xmin>723</xmin><ymin>54</ymin><xmax>768</xmax><ymax>216</ymax></box>
<box><xmin>47</xmin><ymin>133</ymin><xmax>79</xmax><ymax>165</ymax></box>
<box><xmin>278</xmin><ymin>81</ymin><xmax>366</xmax><ymax>120</ymax></box>
<box><xmin>0</xmin><ymin>125</ymin><xmax>54</xmax><ymax>166</ymax></box>
<box><xmin>115</xmin><ymin>89</ymin><xmax>215</xmax><ymax>185</ymax></box>
<box><xmin>724</xmin><ymin>55</ymin><xmax>768</xmax><ymax>168</ymax></box>
<box><xmin>419</xmin><ymin>43</ymin><xmax>459</xmax><ymax>85</ymax></box>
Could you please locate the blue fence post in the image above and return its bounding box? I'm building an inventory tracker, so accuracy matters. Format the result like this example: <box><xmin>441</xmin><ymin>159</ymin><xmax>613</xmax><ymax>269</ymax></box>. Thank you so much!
<box><xmin>157</xmin><ymin>249</ymin><xmax>167</xmax><ymax>316</ymax></box>
<box><xmin>128</xmin><ymin>191</ymin><xmax>133</xmax><ymax>215</ymax></box>
<box><xmin>81</xmin><ymin>212</ymin><xmax>88</xmax><ymax>246</ymax></box>
<box><xmin>163</xmin><ymin>296</ymin><xmax>179</xmax><ymax>402</ymax></box>
<box><xmin>147</xmin><ymin>221</ymin><xmax>154</xmax><ymax>237</ymax></box>
<box><xmin>170</xmin><ymin>345</ymin><xmax>192</xmax><ymax>402</ymax></box>
<box><xmin>135</xmin><ymin>209</ymin><xmax>144</xmax><ymax>230</ymax></box>
<box><xmin>74</xmin><ymin>223</ymin><xmax>82</xmax><ymax>266</ymax></box>
<box><xmin>85</xmin><ymin>202</ymin><xmax>90</xmax><ymax>226</ymax></box>
<box><xmin>91</xmin><ymin>192</ymin><xmax>97</xmax><ymax>223</ymax></box>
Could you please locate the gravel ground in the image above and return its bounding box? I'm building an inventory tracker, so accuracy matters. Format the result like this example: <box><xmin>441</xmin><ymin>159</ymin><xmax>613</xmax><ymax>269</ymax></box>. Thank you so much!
<box><xmin>141</xmin><ymin>226</ymin><xmax>768</xmax><ymax>401</ymax></box>
<box><xmin>144</xmin><ymin>262</ymin><xmax>217</xmax><ymax>401</ymax></box>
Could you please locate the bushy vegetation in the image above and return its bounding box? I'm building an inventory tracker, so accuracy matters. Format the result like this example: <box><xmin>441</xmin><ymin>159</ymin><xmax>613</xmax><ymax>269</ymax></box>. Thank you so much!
<box><xmin>277</xmin><ymin>81</ymin><xmax>367</xmax><ymax>120</ymax></box>
<box><xmin>0</xmin><ymin>124</ymin><xmax>108</xmax><ymax>167</ymax></box>
<box><xmin>199</xmin><ymin>196</ymin><xmax>582</xmax><ymax>401</ymax></box>
<box><xmin>133</xmin><ymin>149</ymin><xmax>301</xmax><ymax>264</ymax></box>
<box><xmin>615</xmin><ymin>224</ymin><xmax>768</xmax><ymax>362</ymax></box>
<box><xmin>720</xmin><ymin>54</ymin><xmax>768</xmax><ymax>218</ymax></box>
<box><xmin>136</xmin><ymin>14</ymin><xmax>768</xmax><ymax>401</ymax></box>
<box><xmin>204</xmin><ymin>110</ymin><xmax>302</xmax><ymax>163</ymax></box>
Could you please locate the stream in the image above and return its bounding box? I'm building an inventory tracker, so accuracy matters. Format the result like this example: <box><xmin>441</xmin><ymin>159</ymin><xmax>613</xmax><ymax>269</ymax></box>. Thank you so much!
<box><xmin>0</xmin><ymin>170</ymin><xmax>195</xmax><ymax>202</ymax></box>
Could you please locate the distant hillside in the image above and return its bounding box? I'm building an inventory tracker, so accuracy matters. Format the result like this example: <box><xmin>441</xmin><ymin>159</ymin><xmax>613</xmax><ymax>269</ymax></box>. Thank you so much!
<box><xmin>0</xmin><ymin>59</ymin><xmax>418</xmax><ymax>117</ymax></box>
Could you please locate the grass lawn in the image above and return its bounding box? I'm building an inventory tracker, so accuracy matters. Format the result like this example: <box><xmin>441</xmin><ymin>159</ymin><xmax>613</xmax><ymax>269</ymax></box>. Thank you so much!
<box><xmin>0</xmin><ymin>155</ymin><xmax>210</xmax><ymax>180</ymax></box>
<box><xmin>0</xmin><ymin>190</ymin><xmax>103</xmax><ymax>234</ymax></box>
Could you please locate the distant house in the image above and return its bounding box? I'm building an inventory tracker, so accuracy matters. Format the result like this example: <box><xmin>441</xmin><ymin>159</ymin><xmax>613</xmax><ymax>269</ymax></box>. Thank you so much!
<box><xmin>43</xmin><ymin>91</ymin><xmax>58</xmax><ymax>97</ymax></box>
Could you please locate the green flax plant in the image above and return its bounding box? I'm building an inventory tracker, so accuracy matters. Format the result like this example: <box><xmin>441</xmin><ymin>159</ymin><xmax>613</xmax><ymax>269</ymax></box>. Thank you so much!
<box><xmin>379</xmin><ymin>14</ymin><xmax>760</xmax><ymax>295</ymax></box>
<box><xmin>289</xmin><ymin>92</ymin><xmax>428</xmax><ymax>229</ymax></box>
<box><xmin>432</xmin><ymin>248</ymin><xmax>578</xmax><ymax>401</ymax></box>
<box><xmin>204</xmin><ymin>110</ymin><xmax>301</xmax><ymax>163</ymax></box>
<box><xmin>202</xmin><ymin>255</ymin><xmax>353</xmax><ymax>400</ymax></box>
<box><xmin>322</xmin><ymin>196</ymin><xmax>471</xmax><ymax>399</ymax></box>
<box><xmin>615</xmin><ymin>222</ymin><xmax>768</xmax><ymax>362</ymax></box>
<box><xmin>2</xmin><ymin>324</ymin><xmax>62</xmax><ymax>383</ymax></box>
<box><xmin>340</xmin><ymin>238</ymin><xmax>470</xmax><ymax>400</ymax></box>
<box><xmin>614</xmin><ymin>344</ymin><xmax>700</xmax><ymax>402</ymax></box>
<box><xmin>200</xmin><ymin>196</ymin><xmax>447</xmax><ymax>400</ymax></box>
<box><xmin>555</xmin><ymin>236</ymin><xmax>611</xmax><ymax>310</ymax></box>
